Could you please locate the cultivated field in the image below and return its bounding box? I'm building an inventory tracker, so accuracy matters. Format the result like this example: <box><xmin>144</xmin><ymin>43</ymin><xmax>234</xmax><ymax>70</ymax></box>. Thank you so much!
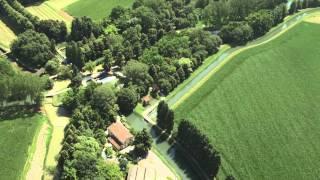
<box><xmin>65</xmin><ymin>0</ymin><xmax>134</xmax><ymax>21</ymax></box>
<box><xmin>25</xmin><ymin>0</ymin><xmax>76</xmax><ymax>28</ymax></box>
<box><xmin>0</xmin><ymin>20</ymin><xmax>16</xmax><ymax>51</ymax></box>
<box><xmin>175</xmin><ymin>22</ymin><xmax>320</xmax><ymax>179</ymax></box>
<box><xmin>0</xmin><ymin>107</ymin><xmax>45</xmax><ymax>180</ymax></box>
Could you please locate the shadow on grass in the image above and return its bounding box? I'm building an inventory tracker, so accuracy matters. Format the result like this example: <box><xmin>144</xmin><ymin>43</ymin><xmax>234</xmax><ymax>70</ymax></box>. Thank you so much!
<box><xmin>0</xmin><ymin>105</ymin><xmax>39</xmax><ymax>121</ymax></box>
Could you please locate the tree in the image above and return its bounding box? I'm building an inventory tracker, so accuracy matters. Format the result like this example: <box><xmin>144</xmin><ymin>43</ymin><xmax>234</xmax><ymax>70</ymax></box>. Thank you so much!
<box><xmin>289</xmin><ymin>1</ymin><xmax>298</xmax><ymax>14</ymax></box>
<box><xmin>219</xmin><ymin>21</ymin><xmax>253</xmax><ymax>45</ymax></box>
<box><xmin>246</xmin><ymin>10</ymin><xmax>274</xmax><ymax>38</ymax></box>
<box><xmin>45</xmin><ymin>59</ymin><xmax>59</xmax><ymax>75</ymax></box>
<box><xmin>66</xmin><ymin>41</ymin><xmax>84</xmax><ymax>69</ymax></box>
<box><xmin>177</xmin><ymin>120</ymin><xmax>221</xmax><ymax>178</ymax></box>
<box><xmin>91</xmin><ymin>85</ymin><xmax>118</xmax><ymax>122</ymax></box>
<box><xmin>84</xmin><ymin>61</ymin><xmax>96</xmax><ymax>74</ymax></box>
<box><xmin>133</xmin><ymin>128</ymin><xmax>152</xmax><ymax>158</ymax></box>
<box><xmin>117</xmin><ymin>87</ymin><xmax>138</xmax><ymax>115</ymax></box>
<box><xmin>122</xmin><ymin>60</ymin><xmax>153</xmax><ymax>96</ymax></box>
<box><xmin>70</xmin><ymin>17</ymin><xmax>103</xmax><ymax>41</ymax></box>
<box><xmin>156</xmin><ymin>101</ymin><xmax>174</xmax><ymax>133</ymax></box>
<box><xmin>11</xmin><ymin>30</ymin><xmax>55</xmax><ymax>68</ymax></box>
<box><xmin>36</xmin><ymin>19</ymin><xmax>67</xmax><ymax>42</ymax></box>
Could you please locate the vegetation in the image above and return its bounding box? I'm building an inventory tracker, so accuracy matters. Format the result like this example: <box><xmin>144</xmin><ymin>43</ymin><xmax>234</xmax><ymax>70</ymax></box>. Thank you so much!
<box><xmin>0</xmin><ymin>107</ymin><xmax>45</xmax><ymax>180</ymax></box>
<box><xmin>175</xmin><ymin>22</ymin><xmax>320</xmax><ymax>179</ymax></box>
<box><xmin>156</xmin><ymin>101</ymin><xmax>174</xmax><ymax>133</ymax></box>
<box><xmin>133</xmin><ymin>128</ymin><xmax>152</xmax><ymax>158</ymax></box>
<box><xmin>11</xmin><ymin>30</ymin><xmax>55</xmax><ymax>68</ymax></box>
<box><xmin>177</xmin><ymin>120</ymin><xmax>221</xmax><ymax>179</ymax></box>
<box><xmin>65</xmin><ymin>0</ymin><xmax>134</xmax><ymax>21</ymax></box>
<box><xmin>117</xmin><ymin>87</ymin><xmax>139</xmax><ymax>116</ymax></box>
<box><xmin>0</xmin><ymin>58</ymin><xmax>46</xmax><ymax>105</ymax></box>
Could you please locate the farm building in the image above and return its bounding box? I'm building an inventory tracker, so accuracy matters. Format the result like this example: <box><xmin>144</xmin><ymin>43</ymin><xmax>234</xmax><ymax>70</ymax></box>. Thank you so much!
<box><xmin>107</xmin><ymin>121</ymin><xmax>134</xmax><ymax>150</ymax></box>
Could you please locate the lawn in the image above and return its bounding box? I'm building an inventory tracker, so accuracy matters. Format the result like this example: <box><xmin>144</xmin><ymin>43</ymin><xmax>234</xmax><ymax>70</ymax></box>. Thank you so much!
<box><xmin>65</xmin><ymin>0</ymin><xmax>134</xmax><ymax>21</ymax></box>
<box><xmin>0</xmin><ymin>20</ymin><xmax>16</xmax><ymax>51</ymax></box>
<box><xmin>174</xmin><ymin>21</ymin><xmax>320</xmax><ymax>180</ymax></box>
<box><xmin>0</xmin><ymin>107</ymin><xmax>45</xmax><ymax>180</ymax></box>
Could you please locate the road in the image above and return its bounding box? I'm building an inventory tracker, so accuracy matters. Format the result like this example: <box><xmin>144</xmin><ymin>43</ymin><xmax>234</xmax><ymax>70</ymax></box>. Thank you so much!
<box><xmin>133</xmin><ymin>7</ymin><xmax>320</xmax><ymax>180</ymax></box>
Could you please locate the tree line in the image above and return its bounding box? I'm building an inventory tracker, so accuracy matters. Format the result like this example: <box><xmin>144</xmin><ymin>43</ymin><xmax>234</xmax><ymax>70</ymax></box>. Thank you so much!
<box><xmin>0</xmin><ymin>0</ymin><xmax>67</xmax><ymax>42</ymax></box>
<box><xmin>0</xmin><ymin>58</ymin><xmax>48</xmax><ymax>105</ymax></box>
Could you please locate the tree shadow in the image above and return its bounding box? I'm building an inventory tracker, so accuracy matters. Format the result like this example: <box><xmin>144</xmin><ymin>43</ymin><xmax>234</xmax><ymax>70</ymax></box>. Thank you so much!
<box><xmin>0</xmin><ymin>105</ymin><xmax>38</xmax><ymax>121</ymax></box>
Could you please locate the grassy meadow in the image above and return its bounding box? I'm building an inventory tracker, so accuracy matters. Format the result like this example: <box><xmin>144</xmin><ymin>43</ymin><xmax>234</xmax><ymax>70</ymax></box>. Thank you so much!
<box><xmin>65</xmin><ymin>0</ymin><xmax>134</xmax><ymax>21</ymax></box>
<box><xmin>174</xmin><ymin>22</ymin><xmax>320</xmax><ymax>179</ymax></box>
<box><xmin>0</xmin><ymin>107</ymin><xmax>45</xmax><ymax>180</ymax></box>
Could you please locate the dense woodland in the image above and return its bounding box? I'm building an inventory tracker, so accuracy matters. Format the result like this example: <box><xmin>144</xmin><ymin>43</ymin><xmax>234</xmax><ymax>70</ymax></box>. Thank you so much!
<box><xmin>2</xmin><ymin>0</ymin><xmax>320</xmax><ymax>179</ymax></box>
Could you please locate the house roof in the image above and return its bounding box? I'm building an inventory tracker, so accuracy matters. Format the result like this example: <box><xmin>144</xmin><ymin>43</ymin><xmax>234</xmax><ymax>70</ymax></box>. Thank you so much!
<box><xmin>107</xmin><ymin>121</ymin><xmax>133</xmax><ymax>144</ymax></box>
<box><xmin>108</xmin><ymin>137</ymin><xmax>121</xmax><ymax>150</ymax></box>
<box><xmin>142</xmin><ymin>95</ymin><xmax>151</xmax><ymax>102</ymax></box>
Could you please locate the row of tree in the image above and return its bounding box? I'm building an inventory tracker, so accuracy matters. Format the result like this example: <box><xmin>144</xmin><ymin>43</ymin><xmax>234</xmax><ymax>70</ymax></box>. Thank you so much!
<box><xmin>0</xmin><ymin>58</ymin><xmax>47</xmax><ymax>105</ymax></box>
<box><xmin>1</xmin><ymin>0</ymin><xmax>67</xmax><ymax>42</ymax></box>
<box><xmin>177</xmin><ymin>120</ymin><xmax>221</xmax><ymax>179</ymax></box>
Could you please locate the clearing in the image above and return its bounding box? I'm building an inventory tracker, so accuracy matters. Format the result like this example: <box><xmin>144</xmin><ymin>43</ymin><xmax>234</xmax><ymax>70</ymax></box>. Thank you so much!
<box><xmin>0</xmin><ymin>20</ymin><xmax>16</xmax><ymax>51</ymax></box>
<box><xmin>25</xmin><ymin>0</ymin><xmax>76</xmax><ymax>28</ymax></box>
<box><xmin>65</xmin><ymin>0</ymin><xmax>134</xmax><ymax>21</ymax></box>
<box><xmin>0</xmin><ymin>107</ymin><xmax>45</xmax><ymax>180</ymax></box>
<box><xmin>174</xmin><ymin>21</ymin><xmax>320</xmax><ymax>179</ymax></box>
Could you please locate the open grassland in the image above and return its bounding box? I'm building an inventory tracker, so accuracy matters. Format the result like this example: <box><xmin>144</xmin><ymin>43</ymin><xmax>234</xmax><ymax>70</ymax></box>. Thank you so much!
<box><xmin>175</xmin><ymin>22</ymin><xmax>320</xmax><ymax>179</ymax></box>
<box><xmin>0</xmin><ymin>20</ymin><xmax>16</xmax><ymax>51</ymax></box>
<box><xmin>65</xmin><ymin>0</ymin><xmax>134</xmax><ymax>21</ymax></box>
<box><xmin>26</xmin><ymin>0</ymin><xmax>76</xmax><ymax>28</ymax></box>
<box><xmin>0</xmin><ymin>107</ymin><xmax>45</xmax><ymax>180</ymax></box>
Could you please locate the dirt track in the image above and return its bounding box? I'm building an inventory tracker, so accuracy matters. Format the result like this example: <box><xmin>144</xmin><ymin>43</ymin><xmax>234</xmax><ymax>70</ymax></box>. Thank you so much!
<box><xmin>26</xmin><ymin>122</ymin><xmax>50</xmax><ymax>180</ymax></box>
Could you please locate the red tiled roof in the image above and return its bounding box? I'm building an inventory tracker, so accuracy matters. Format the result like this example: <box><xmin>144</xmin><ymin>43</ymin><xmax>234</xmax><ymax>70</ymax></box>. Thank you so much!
<box><xmin>107</xmin><ymin>122</ymin><xmax>133</xmax><ymax>144</ymax></box>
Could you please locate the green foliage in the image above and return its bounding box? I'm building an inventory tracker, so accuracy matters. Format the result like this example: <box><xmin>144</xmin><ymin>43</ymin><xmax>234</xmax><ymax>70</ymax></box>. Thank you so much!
<box><xmin>156</xmin><ymin>101</ymin><xmax>174</xmax><ymax>133</ymax></box>
<box><xmin>45</xmin><ymin>59</ymin><xmax>60</xmax><ymax>75</ymax></box>
<box><xmin>220</xmin><ymin>22</ymin><xmax>253</xmax><ymax>45</ymax></box>
<box><xmin>0</xmin><ymin>59</ymin><xmax>46</xmax><ymax>104</ymax></box>
<box><xmin>133</xmin><ymin>128</ymin><xmax>152</xmax><ymax>158</ymax></box>
<box><xmin>36</xmin><ymin>19</ymin><xmax>67</xmax><ymax>42</ymax></box>
<box><xmin>11</xmin><ymin>30</ymin><xmax>55</xmax><ymax>68</ymax></box>
<box><xmin>70</xmin><ymin>17</ymin><xmax>103</xmax><ymax>41</ymax></box>
<box><xmin>122</xmin><ymin>60</ymin><xmax>153</xmax><ymax>96</ymax></box>
<box><xmin>177</xmin><ymin>120</ymin><xmax>221</xmax><ymax>178</ymax></box>
<box><xmin>117</xmin><ymin>87</ymin><xmax>138</xmax><ymax>115</ymax></box>
<box><xmin>91</xmin><ymin>85</ymin><xmax>118</xmax><ymax>121</ymax></box>
<box><xmin>175</xmin><ymin>22</ymin><xmax>320</xmax><ymax>179</ymax></box>
<box><xmin>246</xmin><ymin>10</ymin><xmax>274</xmax><ymax>37</ymax></box>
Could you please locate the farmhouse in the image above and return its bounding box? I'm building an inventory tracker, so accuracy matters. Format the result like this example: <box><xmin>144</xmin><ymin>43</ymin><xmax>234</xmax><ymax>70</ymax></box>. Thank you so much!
<box><xmin>107</xmin><ymin>121</ymin><xmax>134</xmax><ymax>150</ymax></box>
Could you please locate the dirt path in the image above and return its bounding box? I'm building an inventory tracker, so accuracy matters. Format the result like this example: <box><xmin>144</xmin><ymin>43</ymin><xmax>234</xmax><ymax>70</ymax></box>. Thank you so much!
<box><xmin>138</xmin><ymin>151</ymin><xmax>177</xmax><ymax>180</ymax></box>
<box><xmin>26</xmin><ymin>121</ymin><xmax>50</xmax><ymax>180</ymax></box>
<box><xmin>42</xmin><ymin>100</ymin><xmax>69</xmax><ymax>179</ymax></box>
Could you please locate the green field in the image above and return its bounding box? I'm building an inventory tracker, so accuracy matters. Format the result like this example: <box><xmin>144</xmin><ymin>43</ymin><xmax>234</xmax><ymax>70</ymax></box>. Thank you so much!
<box><xmin>0</xmin><ymin>107</ymin><xmax>45</xmax><ymax>180</ymax></box>
<box><xmin>175</xmin><ymin>22</ymin><xmax>320</xmax><ymax>179</ymax></box>
<box><xmin>65</xmin><ymin>0</ymin><xmax>134</xmax><ymax>21</ymax></box>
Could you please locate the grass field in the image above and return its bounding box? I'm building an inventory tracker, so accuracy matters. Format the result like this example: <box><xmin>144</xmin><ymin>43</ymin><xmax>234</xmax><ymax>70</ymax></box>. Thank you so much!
<box><xmin>174</xmin><ymin>21</ymin><xmax>320</xmax><ymax>179</ymax></box>
<box><xmin>0</xmin><ymin>20</ymin><xmax>16</xmax><ymax>51</ymax></box>
<box><xmin>65</xmin><ymin>0</ymin><xmax>134</xmax><ymax>21</ymax></box>
<box><xmin>26</xmin><ymin>0</ymin><xmax>76</xmax><ymax>28</ymax></box>
<box><xmin>0</xmin><ymin>107</ymin><xmax>45</xmax><ymax>180</ymax></box>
